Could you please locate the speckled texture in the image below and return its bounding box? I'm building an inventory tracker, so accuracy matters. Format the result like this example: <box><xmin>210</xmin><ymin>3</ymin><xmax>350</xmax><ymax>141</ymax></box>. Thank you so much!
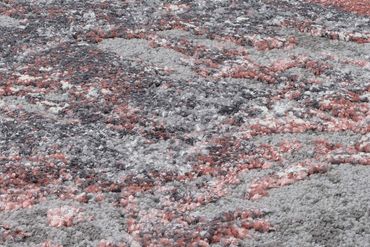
<box><xmin>0</xmin><ymin>0</ymin><xmax>369</xmax><ymax>246</ymax></box>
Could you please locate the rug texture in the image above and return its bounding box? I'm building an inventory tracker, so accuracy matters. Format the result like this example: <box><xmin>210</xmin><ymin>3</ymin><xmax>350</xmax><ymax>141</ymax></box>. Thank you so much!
<box><xmin>0</xmin><ymin>0</ymin><xmax>369</xmax><ymax>246</ymax></box>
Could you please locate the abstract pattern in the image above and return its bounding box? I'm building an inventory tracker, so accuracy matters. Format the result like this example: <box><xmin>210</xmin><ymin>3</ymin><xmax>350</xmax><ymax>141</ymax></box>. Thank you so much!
<box><xmin>0</xmin><ymin>0</ymin><xmax>369</xmax><ymax>246</ymax></box>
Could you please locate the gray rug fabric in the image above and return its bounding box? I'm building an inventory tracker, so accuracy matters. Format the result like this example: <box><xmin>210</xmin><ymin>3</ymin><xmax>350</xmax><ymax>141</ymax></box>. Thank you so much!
<box><xmin>0</xmin><ymin>0</ymin><xmax>369</xmax><ymax>246</ymax></box>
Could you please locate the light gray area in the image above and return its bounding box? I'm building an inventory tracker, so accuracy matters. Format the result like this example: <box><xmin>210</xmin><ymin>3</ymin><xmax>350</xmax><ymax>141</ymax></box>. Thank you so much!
<box><xmin>156</xmin><ymin>29</ymin><xmax>239</xmax><ymax>50</ymax></box>
<box><xmin>105</xmin><ymin>135</ymin><xmax>193</xmax><ymax>176</ymax></box>
<box><xmin>0</xmin><ymin>200</ymin><xmax>140</xmax><ymax>247</ymax></box>
<box><xmin>0</xmin><ymin>15</ymin><xmax>20</xmax><ymax>28</ymax></box>
<box><xmin>206</xmin><ymin>164</ymin><xmax>370</xmax><ymax>247</ymax></box>
<box><xmin>0</xmin><ymin>95</ymin><xmax>70</xmax><ymax>118</ymax></box>
<box><xmin>98</xmin><ymin>38</ymin><xmax>196</xmax><ymax>80</ymax></box>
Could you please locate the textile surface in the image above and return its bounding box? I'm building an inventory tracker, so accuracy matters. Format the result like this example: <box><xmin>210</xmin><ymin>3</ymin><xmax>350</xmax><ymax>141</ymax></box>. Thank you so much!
<box><xmin>0</xmin><ymin>0</ymin><xmax>369</xmax><ymax>246</ymax></box>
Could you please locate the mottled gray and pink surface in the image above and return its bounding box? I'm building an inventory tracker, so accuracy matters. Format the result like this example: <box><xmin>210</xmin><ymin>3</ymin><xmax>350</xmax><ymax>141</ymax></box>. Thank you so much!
<box><xmin>0</xmin><ymin>0</ymin><xmax>369</xmax><ymax>246</ymax></box>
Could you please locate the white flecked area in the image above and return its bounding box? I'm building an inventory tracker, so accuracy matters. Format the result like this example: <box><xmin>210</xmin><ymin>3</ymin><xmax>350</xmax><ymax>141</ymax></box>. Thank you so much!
<box><xmin>0</xmin><ymin>15</ymin><xmax>20</xmax><ymax>28</ymax></box>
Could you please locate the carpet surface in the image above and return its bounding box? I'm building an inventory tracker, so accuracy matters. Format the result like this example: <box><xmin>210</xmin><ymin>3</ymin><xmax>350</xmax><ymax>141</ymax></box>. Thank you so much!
<box><xmin>0</xmin><ymin>0</ymin><xmax>369</xmax><ymax>246</ymax></box>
